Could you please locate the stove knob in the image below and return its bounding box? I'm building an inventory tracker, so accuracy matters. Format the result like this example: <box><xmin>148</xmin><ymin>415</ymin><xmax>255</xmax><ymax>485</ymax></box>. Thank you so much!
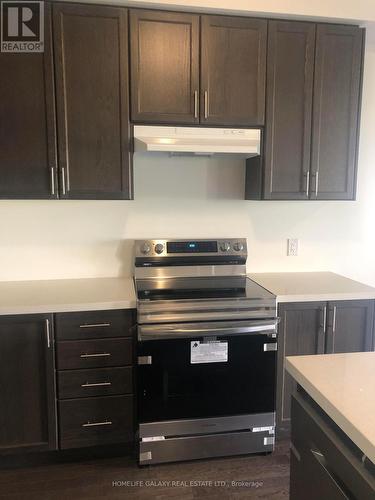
<box><xmin>154</xmin><ymin>243</ymin><xmax>164</xmax><ymax>254</ymax></box>
<box><xmin>220</xmin><ymin>241</ymin><xmax>231</xmax><ymax>252</ymax></box>
<box><xmin>140</xmin><ymin>242</ymin><xmax>151</xmax><ymax>255</ymax></box>
<box><xmin>234</xmin><ymin>241</ymin><xmax>244</xmax><ymax>252</ymax></box>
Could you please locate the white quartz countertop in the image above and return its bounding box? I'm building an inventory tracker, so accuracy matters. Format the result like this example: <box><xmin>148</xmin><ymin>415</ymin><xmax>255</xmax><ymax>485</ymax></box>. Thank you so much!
<box><xmin>0</xmin><ymin>277</ymin><xmax>136</xmax><ymax>315</ymax></box>
<box><xmin>286</xmin><ymin>352</ymin><xmax>375</xmax><ymax>465</ymax></box>
<box><xmin>249</xmin><ymin>272</ymin><xmax>375</xmax><ymax>302</ymax></box>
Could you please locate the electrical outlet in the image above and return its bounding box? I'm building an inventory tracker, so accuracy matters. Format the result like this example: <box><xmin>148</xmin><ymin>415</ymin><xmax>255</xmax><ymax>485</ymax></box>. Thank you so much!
<box><xmin>287</xmin><ymin>238</ymin><xmax>299</xmax><ymax>256</ymax></box>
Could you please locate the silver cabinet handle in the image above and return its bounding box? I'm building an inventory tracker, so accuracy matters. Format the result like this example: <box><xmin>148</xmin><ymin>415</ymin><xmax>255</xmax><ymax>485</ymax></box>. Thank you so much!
<box><xmin>332</xmin><ymin>306</ymin><xmax>337</xmax><ymax>333</ymax></box>
<box><xmin>194</xmin><ymin>90</ymin><xmax>198</xmax><ymax>119</ymax></box>
<box><xmin>305</xmin><ymin>171</ymin><xmax>310</xmax><ymax>198</ymax></box>
<box><xmin>45</xmin><ymin>318</ymin><xmax>51</xmax><ymax>348</ymax></box>
<box><xmin>204</xmin><ymin>90</ymin><xmax>209</xmax><ymax>119</ymax></box>
<box><xmin>138</xmin><ymin>355</ymin><xmax>152</xmax><ymax>365</ymax></box>
<box><xmin>323</xmin><ymin>306</ymin><xmax>327</xmax><ymax>333</ymax></box>
<box><xmin>80</xmin><ymin>353</ymin><xmax>111</xmax><ymax>358</ymax></box>
<box><xmin>61</xmin><ymin>167</ymin><xmax>66</xmax><ymax>195</ymax></box>
<box><xmin>81</xmin><ymin>381</ymin><xmax>112</xmax><ymax>388</ymax></box>
<box><xmin>82</xmin><ymin>421</ymin><xmax>112</xmax><ymax>428</ymax></box>
<box><xmin>79</xmin><ymin>323</ymin><xmax>111</xmax><ymax>329</ymax></box>
<box><xmin>315</xmin><ymin>171</ymin><xmax>319</xmax><ymax>197</ymax></box>
<box><xmin>50</xmin><ymin>167</ymin><xmax>55</xmax><ymax>196</ymax></box>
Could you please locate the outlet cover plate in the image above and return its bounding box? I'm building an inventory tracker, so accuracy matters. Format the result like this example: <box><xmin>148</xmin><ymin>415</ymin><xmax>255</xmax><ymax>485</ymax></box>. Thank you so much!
<box><xmin>287</xmin><ymin>238</ymin><xmax>298</xmax><ymax>256</ymax></box>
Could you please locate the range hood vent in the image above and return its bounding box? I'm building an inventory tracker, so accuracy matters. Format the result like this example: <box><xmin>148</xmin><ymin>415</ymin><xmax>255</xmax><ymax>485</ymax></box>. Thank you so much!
<box><xmin>133</xmin><ymin>126</ymin><xmax>261</xmax><ymax>158</ymax></box>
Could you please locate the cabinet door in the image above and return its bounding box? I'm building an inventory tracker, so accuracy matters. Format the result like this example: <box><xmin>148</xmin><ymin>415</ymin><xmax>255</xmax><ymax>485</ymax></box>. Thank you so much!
<box><xmin>264</xmin><ymin>21</ymin><xmax>315</xmax><ymax>200</ymax></box>
<box><xmin>201</xmin><ymin>15</ymin><xmax>267</xmax><ymax>126</ymax></box>
<box><xmin>0</xmin><ymin>3</ymin><xmax>57</xmax><ymax>199</ymax></box>
<box><xmin>277</xmin><ymin>302</ymin><xmax>326</xmax><ymax>431</ymax></box>
<box><xmin>0</xmin><ymin>314</ymin><xmax>57</xmax><ymax>454</ymax></box>
<box><xmin>311</xmin><ymin>25</ymin><xmax>364</xmax><ymax>200</ymax></box>
<box><xmin>326</xmin><ymin>300</ymin><xmax>374</xmax><ymax>354</ymax></box>
<box><xmin>130</xmin><ymin>10</ymin><xmax>199</xmax><ymax>124</ymax></box>
<box><xmin>53</xmin><ymin>3</ymin><xmax>132</xmax><ymax>199</ymax></box>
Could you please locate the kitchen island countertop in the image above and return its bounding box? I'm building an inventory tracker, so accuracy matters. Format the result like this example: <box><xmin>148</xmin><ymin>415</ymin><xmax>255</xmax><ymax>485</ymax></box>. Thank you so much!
<box><xmin>286</xmin><ymin>352</ymin><xmax>375</xmax><ymax>465</ymax></box>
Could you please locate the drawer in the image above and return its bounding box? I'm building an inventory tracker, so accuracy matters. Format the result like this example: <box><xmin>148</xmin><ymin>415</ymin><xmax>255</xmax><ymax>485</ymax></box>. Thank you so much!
<box><xmin>59</xmin><ymin>395</ymin><xmax>133</xmax><ymax>449</ymax></box>
<box><xmin>55</xmin><ymin>309</ymin><xmax>135</xmax><ymax>340</ymax></box>
<box><xmin>58</xmin><ymin>367</ymin><xmax>133</xmax><ymax>399</ymax></box>
<box><xmin>57</xmin><ymin>338</ymin><xmax>133</xmax><ymax>369</ymax></box>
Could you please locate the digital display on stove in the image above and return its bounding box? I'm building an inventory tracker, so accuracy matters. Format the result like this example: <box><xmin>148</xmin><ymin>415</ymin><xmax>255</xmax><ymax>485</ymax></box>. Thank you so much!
<box><xmin>167</xmin><ymin>241</ymin><xmax>218</xmax><ymax>253</ymax></box>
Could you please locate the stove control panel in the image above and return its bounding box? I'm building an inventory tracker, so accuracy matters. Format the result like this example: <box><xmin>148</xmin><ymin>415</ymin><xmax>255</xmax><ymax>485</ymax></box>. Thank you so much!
<box><xmin>135</xmin><ymin>239</ymin><xmax>247</xmax><ymax>258</ymax></box>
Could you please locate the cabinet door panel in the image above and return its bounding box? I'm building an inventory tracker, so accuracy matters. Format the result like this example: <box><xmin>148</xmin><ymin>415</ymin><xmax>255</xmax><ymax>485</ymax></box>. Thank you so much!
<box><xmin>326</xmin><ymin>300</ymin><xmax>374</xmax><ymax>353</ymax></box>
<box><xmin>277</xmin><ymin>302</ymin><xmax>325</xmax><ymax>431</ymax></box>
<box><xmin>264</xmin><ymin>21</ymin><xmax>315</xmax><ymax>199</ymax></box>
<box><xmin>130</xmin><ymin>10</ymin><xmax>199</xmax><ymax>124</ymax></box>
<box><xmin>53</xmin><ymin>3</ymin><xmax>132</xmax><ymax>199</ymax></box>
<box><xmin>201</xmin><ymin>15</ymin><xmax>267</xmax><ymax>126</ymax></box>
<box><xmin>311</xmin><ymin>25</ymin><xmax>364</xmax><ymax>200</ymax></box>
<box><xmin>0</xmin><ymin>3</ymin><xmax>57</xmax><ymax>199</ymax></box>
<box><xmin>0</xmin><ymin>314</ymin><xmax>56</xmax><ymax>454</ymax></box>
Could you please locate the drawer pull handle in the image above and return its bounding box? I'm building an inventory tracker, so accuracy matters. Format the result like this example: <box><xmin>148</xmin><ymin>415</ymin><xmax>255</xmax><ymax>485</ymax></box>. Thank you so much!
<box><xmin>81</xmin><ymin>381</ymin><xmax>112</xmax><ymax>388</ymax></box>
<box><xmin>80</xmin><ymin>353</ymin><xmax>111</xmax><ymax>358</ymax></box>
<box><xmin>79</xmin><ymin>323</ymin><xmax>111</xmax><ymax>329</ymax></box>
<box><xmin>82</xmin><ymin>420</ymin><xmax>113</xmax><ymax>428</ymax></box>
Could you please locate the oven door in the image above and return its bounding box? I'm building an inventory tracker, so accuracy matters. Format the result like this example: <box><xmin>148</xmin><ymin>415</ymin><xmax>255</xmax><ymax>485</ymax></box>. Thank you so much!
<box><xmin>137</xmin><ymin>319</ymin><xmax>277</xmax><ymax>423</ymax></box>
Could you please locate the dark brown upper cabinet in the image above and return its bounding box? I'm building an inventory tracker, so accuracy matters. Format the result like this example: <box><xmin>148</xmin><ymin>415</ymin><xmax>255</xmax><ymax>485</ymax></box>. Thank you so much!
<box><xmin>130</xmin><ymin>10</ymin><xmax>200</xmax><ymax>124</ymax></box>
<box><xmin>263</xmin><ymin>21</ymin><xmax>315</xmax><ymax>200</ymax></box>
<box><xmin>311</xmin><ymin>24</ymin><xmax>364</xmax><ymax>200</ymax></box>
<box><xmin>246</xmin><ymin>21</ymin><xmax>364</xmax><ymax>201</ymax></box>
<box><xmin>53</xmin><ymin>3</ymin><xmax>132</xmax><ymax>199</ymax></box>
<box><xmin>200</xmin><ymin>16</ymin><xmax>267</xmax><ymax>126</ymax></box>
<box><xmin>0</xmin><ymin>3</ymin><xmax>57</xmax><ymax>199</ymax></box>
<box><xmin>0</xmin><ymin>314</ymin><xmax>57</xmax><ymax>454</ymax></box>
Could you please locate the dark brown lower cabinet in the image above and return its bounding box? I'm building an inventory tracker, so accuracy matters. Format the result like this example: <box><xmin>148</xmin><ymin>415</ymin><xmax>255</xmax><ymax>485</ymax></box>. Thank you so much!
<box><xmin>277</xmin><ymin>302</ymin><xmax>325</xmax><ymax>432</ymax></box>
<box><xmin>0</xmin><ymin>314</ymin><xmax>57</xmax><ymax>454</ymax></box>
<box><xmin>290</xmin><ymin>389</ymin><xmax>375</xmax><ymax>499</ymax></box>
<box><xmin>277</xmin><ymin>299</ymin><xmax>375</xmax><ymax>434</ymax></box>
<box><xmin>56</xmin><ymin>309</ymin><xmax>136</xmax><ymax>449</ymax></box>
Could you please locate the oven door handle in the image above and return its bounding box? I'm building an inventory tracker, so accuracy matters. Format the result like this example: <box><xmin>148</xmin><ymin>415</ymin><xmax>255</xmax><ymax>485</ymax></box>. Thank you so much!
<box><xmin>138</xmin><ymin>320</ymin><xmax>278</xmax><ymax>341</ymax></box>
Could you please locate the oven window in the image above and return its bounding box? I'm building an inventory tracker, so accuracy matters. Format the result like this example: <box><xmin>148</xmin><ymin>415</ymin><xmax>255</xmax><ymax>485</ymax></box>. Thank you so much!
<box><xmin>137</xmin><ymin>334</ymin><xmax>276</xmax><ymax>423</ymax></box>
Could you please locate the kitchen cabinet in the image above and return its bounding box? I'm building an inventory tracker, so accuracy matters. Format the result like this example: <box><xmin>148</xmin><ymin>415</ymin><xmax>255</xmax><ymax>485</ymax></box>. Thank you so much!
<box><xmin>53</xmin><ymin>3</ymin><xmax>132</xmax><ymax>199</ymax></box>
<box><xmin>325</xmin><ymin>300</ymin><xmax>374</xmax><ymax>353</ymax></box>
<box><xmin>311</xmin><ymin>24</ymin><xmax>364</xmax><ymax>200</ymax></box>
<box><xmin>262</xmin><ymin>21</ymin><xmax>315</xmax><ymax>200</ymax></box>
<box><xmin>277</xmin><ymin>302</ymin><xmax>325</xmax><ymax>431</ymax></box>
<box><xmin>0</xmin><ymin>314</ymin><xmax>57</xmax><ymax>454</ymax></box>
<box><xmin>246</xmin><ymin>22</ymin><xmax>364</xmax><ymax>201</ymax></box>
<box><xmin>0</xmin><ymin>3</ymin><xmax>57</xmax><ymax>199</ymax></box>
<box><xmin>290</xmin><ymin>390</ymin><xmax>375</xmax><ymax>500</ymax></box>
<box><xmin>130</xmin><ymin>10</ymin><xmax>200</xmax><ymax>124</ymax></box>
<box><xmin>130</xmin><ymin>10</ymin><xmax>266</xmax><ymax>126</ymax></box>
<box><xmin>55</xmin><ymin>309</ymin><xmax>136</xmax><ymax>449</ymax></box>
<box><xmin>277</xmin><ymin>299</ymin><xmax>374</xmax><ymax>433</ymax></box>
<box><xmin>200</xmin><ymin>15</ymin><xmax>267</xmax><ymax>126</ymax></box>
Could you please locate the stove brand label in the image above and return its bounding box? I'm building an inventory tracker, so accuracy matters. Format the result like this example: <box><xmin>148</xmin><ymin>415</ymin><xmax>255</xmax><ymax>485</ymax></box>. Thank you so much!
<box><xmin>190</xmin><ymin>341</ymin><xmax>228</xmax><ymax>364</ymax></box>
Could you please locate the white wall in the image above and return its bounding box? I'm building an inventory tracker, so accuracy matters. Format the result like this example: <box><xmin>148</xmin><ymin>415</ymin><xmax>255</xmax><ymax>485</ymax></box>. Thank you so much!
<box><xmin>1</xmin><ymin>20</ymin><xmax>375</xmax><ymax>286</ymax></box>
<box><xmin>66</xmin><ymin>0</ymin><xmax>375</xmax><ymax>23</ymax></box>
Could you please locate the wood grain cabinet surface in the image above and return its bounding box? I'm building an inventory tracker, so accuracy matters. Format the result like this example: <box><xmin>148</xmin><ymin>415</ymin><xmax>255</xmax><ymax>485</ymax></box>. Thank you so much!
<box><xmin>130</xmin><ymin>9</ymin><xmax>200</xmax><ymax>124</ymax></box>
<box><xmin>0</xmin><ymin>314</ymin><xmax>57</xmax><ymax>454</ymax></box>
<box><xmin>53</xmin><ymin>3</ymin><xmax>132</xmax><ymax>199</ymax></box>
<box><xmin>246</xmin><ymin>21</ymin><xmax>364</xmax><ymax>201</ymax></box>
<box><xmin>277</xmin><ymin>299</ymin><xmax>375</xmax><ymax>434</ymax></box>
<box><xmin>0</xmin><ymin>3</ymin><xmax>57</xmax><ymax>199</ymax></box>
<box><xmin>200</xmin><ymin>15</ymin><xmax>267</xmax><ymax>126</ymax></box>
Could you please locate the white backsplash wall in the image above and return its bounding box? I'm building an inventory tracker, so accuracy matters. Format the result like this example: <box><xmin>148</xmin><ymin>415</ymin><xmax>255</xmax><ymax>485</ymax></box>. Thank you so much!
<box><xmin>0</xmin><ymin>25</ymin><xmax>374</xmax><ymax>286</ymax></box>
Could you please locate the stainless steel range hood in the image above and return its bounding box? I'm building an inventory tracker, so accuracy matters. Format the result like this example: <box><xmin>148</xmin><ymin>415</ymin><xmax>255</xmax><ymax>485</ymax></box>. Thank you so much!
<box><xmin>133</xmin><ymin>125</ymin><xmax>261</xmax><ymax>158</ymax></box>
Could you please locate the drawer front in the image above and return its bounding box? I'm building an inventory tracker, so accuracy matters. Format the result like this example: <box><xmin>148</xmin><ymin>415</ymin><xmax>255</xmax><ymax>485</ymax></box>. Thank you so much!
<box><xmin>55</xmin><ymin>309</ymin><xmax>135</xmax><ymax>340</ymax></box>
<box><xmin>58</xmin><ymin>367</ymin><xmax>133</xmax><ymax>399</ymax></box>
<box><xmin>57</xmin><ymin>338</ymin><xmax>133</xmax><ymax>369</ymax></box>
<box><xmin>59</xmin><ymin>395</ymin><xmax>133</xmax><ymax>449</ymax></box>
